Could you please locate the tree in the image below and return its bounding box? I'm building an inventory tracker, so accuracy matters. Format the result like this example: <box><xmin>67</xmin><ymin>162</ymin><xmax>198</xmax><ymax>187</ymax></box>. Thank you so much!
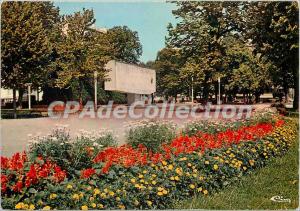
<box><xmin>1</xmin><ymin>2</ymin><xmax>59</xmax><ymax>117</ymax></box>
<box><xmin>153</xmin><ymin>48</ymin><xmax>185</xmax><ymax>99</ymax></box>
<box><xmin>55</xmin><ymin>9</ymin><xmax>111</xmax><ymax>104</ymax></box>
<box><xmin>106</xmin><ymin>26</ymin><xmax>142</xmax><ymax>64</ymax></box>
<box><xmin>167</xmin><ymin>1</ymin><xmax>244</xmax><ymax>100</ymax></box>
<box><xmin>244</xmin><ymin>2</ymin><xmax>299</xmax><ymax>108</ymax></box>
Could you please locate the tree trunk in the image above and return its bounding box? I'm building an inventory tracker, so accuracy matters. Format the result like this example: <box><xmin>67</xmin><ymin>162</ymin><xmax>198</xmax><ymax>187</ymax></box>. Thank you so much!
<box><xmin>293</xmin><ymin>74</ymin><xmax>299</xmax><ymax>110</ymax></box>
<box><xmin>13</xmin><ymin>88</ymin><xmax>17</xmax><ymax>119</ymax></box>
<box><xmin>17</xmin><ymin>88</ymin><xmax>24</xmax><ymax>109</ymax></box>
<box><xmin>203</xmin><ymin>75</ymin><xmax>210</xmax><ymax>101</ymax></box>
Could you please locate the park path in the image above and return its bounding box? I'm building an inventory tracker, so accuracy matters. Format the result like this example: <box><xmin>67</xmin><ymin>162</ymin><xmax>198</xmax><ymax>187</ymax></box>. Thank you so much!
<box><xmin>1</xmin><ymin>103</ymin><xmax>271</xmax><ymax>156</ymax></box>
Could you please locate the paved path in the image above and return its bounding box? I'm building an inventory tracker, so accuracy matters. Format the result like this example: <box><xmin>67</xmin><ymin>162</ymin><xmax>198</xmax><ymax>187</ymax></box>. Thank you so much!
<box><xmin>1</xmin><ymin>103</ymin><xmax>271</xmax><ymax>156</ymax></box>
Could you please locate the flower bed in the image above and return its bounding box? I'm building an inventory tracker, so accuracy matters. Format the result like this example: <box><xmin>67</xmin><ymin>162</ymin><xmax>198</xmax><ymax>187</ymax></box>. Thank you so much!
<box><xmin>1</xmin><ymin>115</ymin><xmax>298</xmax><ymax>210</ymax></box>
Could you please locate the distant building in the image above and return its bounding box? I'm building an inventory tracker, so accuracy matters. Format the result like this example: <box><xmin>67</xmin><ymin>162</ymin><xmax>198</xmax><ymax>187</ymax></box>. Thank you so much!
<box><xmin>0</xmin><ymin>88</ymin><xmax>42</xmax><ymax>106</ymax></box>
<box><xmin>104</xmin><ymin>60</ymin><xmax>156</xmax><ymax>104</ymax></box>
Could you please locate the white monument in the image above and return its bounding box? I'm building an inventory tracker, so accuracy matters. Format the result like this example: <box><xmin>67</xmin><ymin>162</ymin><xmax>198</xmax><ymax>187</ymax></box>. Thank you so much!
<box><xmin>104</xmin><ymin>60</ymin><xmax>156</xmax><ymax>104</ymax></box>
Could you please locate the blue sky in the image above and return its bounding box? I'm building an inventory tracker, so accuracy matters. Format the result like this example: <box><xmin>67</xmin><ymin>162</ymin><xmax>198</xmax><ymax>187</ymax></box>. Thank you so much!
<box><xmin>54</xmin><ymin>2</ymin><xmax>178</xmax><ymax>62</ymax></box>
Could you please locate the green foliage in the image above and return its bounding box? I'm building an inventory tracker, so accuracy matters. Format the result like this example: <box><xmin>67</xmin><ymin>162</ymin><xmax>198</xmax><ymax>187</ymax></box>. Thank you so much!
<box><xmin>167</xmin><ymin>2</ymin><xmax>243</xmax><ymax>100</ymax></box>
<box><xmin>1</xmin><ymin>2</ymin><xmax>60</xmax><ymax>113</ymax></box>
<box><xmin>28</xmin><ymin>128</ymin><xmax>116</xmax><ymax>177</ymax></box>
<box><xmin>55</xmin><ymin>9</ymin><xmax>111</xmax><ymax>102</ymax></box>
<box><xmin>153</xmin><ymin>48</ymin><xmax>185</xmax><ymax>97</ymax></box>
<box><xmin>107</xmin><ymin>26</ymin><xmax>142</xmax><ymax>64</ymax></box>
<box><xmin>244</xmin><ymin>2</ymin><xmax>299</xmax><ymax>108</ymax></box>
<box><xmin>126</xmin><ymin>121</ymin><xmax>176</xmax><ymax>152</ymax></box>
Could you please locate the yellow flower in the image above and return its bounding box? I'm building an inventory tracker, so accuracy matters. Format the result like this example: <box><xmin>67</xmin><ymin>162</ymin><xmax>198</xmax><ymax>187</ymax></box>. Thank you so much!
<box><xmin>23</xmin><ymin>204</ymin><xmax>29</xmax><ymax>210</ymax></box>
<box><xmin>157</xmin><ymin>191</ymin><xmax>163</xmax><ymax>196</ymax></box>
<box><xmin>81</xmin><ymin>205</ymin><xmax>88</xmax><ymax>210</ymax></box>
<box><xmin>94</xmin><ymin>188</ymin><xmax>100</xmax><ymax>195</ymax></box>
<box><xmin>104</xmin><ymin>188</ymin><xmax>108</xmax><ymax>193</ymax></box>
<box><xmin>174</xmin><ymin>176</ymin><xmax>180</xmax><ymax>181</ymax></box>
<box><xmin>130</xmin><ymin>178</ymin><xmax>136</xmax><ymax>183</ymax></box>
<box><xmin>151</xmin><ymin>174</ymin><xmax>157</xmax><ymax>178</ymax></box>
<box><xmin>187</xmin><ymin>163</ymin><xmax>192</xmax><ymax>167</ymax></box>
<box><xmin>152</xmin><ymin>180</ymin><xmax>157</xmax><ymax>185</ymax></box>
<box><xmin>72</xmin><ymin>194</ymin><xmax>80</xmax><ymax>200</ymax></box>
<box><xmin>197</xmin><ymin>187</ymin><xmax>203</xmax><ymax>192</ymax></box>
<box><xmin>97</xmin><ymin>204</ymin><xmax>104</xmax><ymax>209</ymax></box>
<box><xmin>67</xmin><ymin>184</ymin><xmax>73</xmax><ymax>189</ymax></box>
<box><xmin>91</xmin><ymin>203</ymin><xmax>96</xmax><ymax>208</ymax></box>
<box><xmin>162</xmin><ymin>160</ymin><xmax>167</xmax><ymax>166</ymax></box>
<box><xmin>116</xmin><ymin>197</ymin><xmax>121</xmax><ymax>201</ymax></box>
<box><xmin>243</xmin><ymin>166</ymin><xmax>247</xmax><ymax>171</ymax></box>
<box><xmin>147</xmin><ymin>200</ymin><xmax>153</xmax><ymax>206</ymax></box>
<box><xmin>203</xmin><ymin>189</ymin><xmax>208</xmax><ymax>195</ymax></box>
<box><xmin>162</xmin><ymin>189</ymin><xmax>168</xmax><ymax>194</ymax></box>
<box><xmin>158</xmin><ymin>187</ymin><xmax>164</xmax><ymax>191</ymax></box>
<box><xmin>42</xmin><ymin>206</ymin><xmax>51</xmax><ymax>210</ymax></box>
<box><xmin>49</xmin><ymin>193</ymin><xmax>57</xmax><ymax>199</ymax></box>
<box><xmin>118</xmin><ymin>204</ymin><xmax>125</xmax><ymax>209</ymax></box>
<box><xmin>89</xmin><ymin>197</ymin><xmax>94</xmax><ymax>201</ymax></box>
<box><xmin>15</xmin><ymin>202</ymin><xmax>24</xmax><ymax>210</ymax></box>
<box><xmin>29</xmin><ymin>204</ymin><xmax>35</xmax><ymax>210</ymax></box>
<box><xmin>143</xmin><ymin>170</ymin><xmax>147</xmax><ymax>174</ymax></box>
<box><xmin>179</xmin><ymin>157</ymin><xmax>187</xmax><ymax>161</ymax></box>
<box><xmin>213</xmin><ymin>164</ymin><xmax>219</xmax><ymax>170</ymax></box>
<box><xmin>189</xmin><ymin>184</ymin><xmax>195</xmax><ymax>189</ymax></box>
<box><xmin>170</xmin><ymin>176</ymin><xmax>175</xmax><ymax>180</ymax></box>
<box><xmin>138</xmin><ymin>174</ymin><xmax>144</xmax><ymax>179</ymax></box>
<box><xmin>79</xmin><ymin>192</ymin><xmax>84</xmax><ymax>198</ymax></box>
<box><xmin>204</xmin><ymin>161</ymin><xmax>209</xmax><ymax>165</ymax></box>
<box><xmin>109</xmin><ymin>191</ymin><xmax>115</xmax><ymax>196</ymax></box>
<box><xmin>168</xmin><ymin>164</ymin><xmax>174</xmax><ymax>170</ymax></box>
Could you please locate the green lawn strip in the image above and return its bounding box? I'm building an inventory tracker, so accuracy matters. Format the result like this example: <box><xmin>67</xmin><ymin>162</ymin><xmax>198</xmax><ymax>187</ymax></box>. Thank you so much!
<box><xmin>175</xmin><ymin>137</ymin><xmax>299</xmax><ymax>210</ymax></box>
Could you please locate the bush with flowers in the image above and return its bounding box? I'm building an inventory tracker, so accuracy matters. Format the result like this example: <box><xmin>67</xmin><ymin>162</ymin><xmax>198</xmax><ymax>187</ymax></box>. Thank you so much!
<box><xmin>126</xmin><ymin>120</ymin><xmax>176</xmax><ymax>152</ymax></box>
<box><xmin>1</xmin><ymin>113</ymin><xmax>298</xmax><ymax>210</ymax></box>
<box><xmin>27</xmin><ymin>127</ymin><xmax>116</xmax><ymax>178</ymax></box>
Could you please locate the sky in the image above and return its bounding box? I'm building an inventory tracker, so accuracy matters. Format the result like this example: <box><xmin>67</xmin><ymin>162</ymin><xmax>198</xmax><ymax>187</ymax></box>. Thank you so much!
<box><xmin>54</xmin><ymin>2</ymin><xmax>178</xmax><ymax>62</ymax></box>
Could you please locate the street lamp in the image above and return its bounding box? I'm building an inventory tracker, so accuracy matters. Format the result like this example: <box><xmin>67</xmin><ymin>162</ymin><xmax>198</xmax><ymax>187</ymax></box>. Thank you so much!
<box><xmin>94</xmin><ymin>71</ymin><xmax>98</xmax><ymax>110</ymax></box>
<box><xmin>217</xmin><ymin>77</ymin><xmax>221</xmax><ymax>105</ymax></box>
<box><xmin>25</xmin><ymin>83</ymin><xmax>32</xmax><ymax>110</ymax></box>
<box><xmin>191</xmin><ymin>76</ymin><xmax>194</xmax><ymax>104</ymax></box>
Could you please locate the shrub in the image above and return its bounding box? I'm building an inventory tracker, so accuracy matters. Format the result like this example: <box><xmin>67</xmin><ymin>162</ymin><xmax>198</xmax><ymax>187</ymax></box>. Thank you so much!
<box><xmin>126</xmin><ymin>121</ymin><xmax>176</xmax><ymax>152</ymax></box>
<box><xmin>28</xmin><ymin>126</ymin><xmax>116</xmax><ymax>177</ymax></box>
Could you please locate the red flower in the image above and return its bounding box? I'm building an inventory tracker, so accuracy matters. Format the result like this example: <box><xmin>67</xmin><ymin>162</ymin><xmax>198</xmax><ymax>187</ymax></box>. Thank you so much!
<box><xmin>12</xmin><ymin>181</ymin><xmax>23</xmax><ymax>192</ymax></box>
<box><xmin>1</xmin><ymin>175</ymin><xmax>8</xmax><ymax>193</ymax></box>
<box><xmin>25</xmin><ymin>164</ymin><xmax>38</xmax><ymax>187</ymax></box>
<box><xmin>81</xmin><ymin>168</ymin><xmax>96</xmax><ymax>178</ymax></box>
<box><xmin>53</xmin><ymin>166</ymin><xmax>66</xmax><ymax>182</ymax></box>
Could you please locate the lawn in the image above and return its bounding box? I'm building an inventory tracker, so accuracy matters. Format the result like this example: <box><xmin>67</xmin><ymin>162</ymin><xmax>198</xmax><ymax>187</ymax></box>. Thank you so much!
<box><xmin>175</xmin><ymin>134</ymin><xmax>299</xmax><ymax>210</ymax></box>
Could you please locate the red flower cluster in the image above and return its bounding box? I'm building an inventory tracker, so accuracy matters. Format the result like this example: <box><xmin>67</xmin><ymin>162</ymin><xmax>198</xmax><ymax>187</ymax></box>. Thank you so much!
<box><xmin>94</xmin><ymin>144</ymin><xmax>148</xmax><ymax>173</ymax></box>
<box><xmin>80</xmin><ymin>168</ymin><xmax>96</xmax><ymax>178</ymax></box>
<box><xmin>1</xmin><ymin>151</ymin><xmax>27</xmax><ymax>171</ymax></box>
<box><xmin>92</xmin><ymin>121</ymin><xmax>282</xmax><ymax>173</ymax></box>
<box><xmin>1</xmin><ymin>153</ymin><xmax>66</xmax><ymax>194</ymax></box>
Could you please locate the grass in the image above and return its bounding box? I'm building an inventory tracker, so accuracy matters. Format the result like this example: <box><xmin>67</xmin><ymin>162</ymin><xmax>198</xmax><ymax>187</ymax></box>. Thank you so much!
<box><xmin>175</xmin><ymin>137</ymin><xmax>299</xmax><ymax>209</ymax></box>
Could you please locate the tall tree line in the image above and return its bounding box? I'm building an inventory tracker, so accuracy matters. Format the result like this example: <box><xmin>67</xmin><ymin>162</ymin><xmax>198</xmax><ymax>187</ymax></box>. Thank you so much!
<box><xmin>154</xmin><ymin>1</ymin><xmax>298</xmax><ymax>108</ymax></box>
<box><xmin>1</xmin><ymin>2</ymin><xmax>143</xmax><ymax>117</ymax></box>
